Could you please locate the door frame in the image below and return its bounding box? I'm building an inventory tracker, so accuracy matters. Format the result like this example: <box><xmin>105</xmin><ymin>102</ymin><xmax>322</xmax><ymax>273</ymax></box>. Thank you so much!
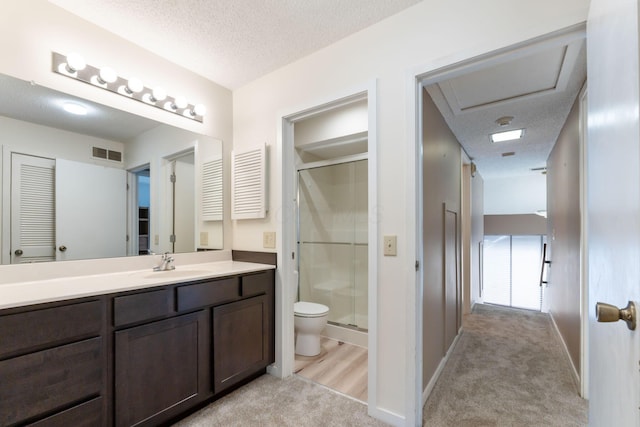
<box><xmin>407</xmin><ymin>23</ymin><xmax>587</xmax><ymax>423</ymax></box>
<box><xmin>277</xmin><ymin>79</ymin><xmax>382</xmax><ymax>419</ymax></box>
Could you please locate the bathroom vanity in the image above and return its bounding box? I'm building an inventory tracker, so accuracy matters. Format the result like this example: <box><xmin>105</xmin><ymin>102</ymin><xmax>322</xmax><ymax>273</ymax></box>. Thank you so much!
<box><xmin>0</xmin><ymin>256</ymin><xmax>275</xmax><ymax>426</ymax></box>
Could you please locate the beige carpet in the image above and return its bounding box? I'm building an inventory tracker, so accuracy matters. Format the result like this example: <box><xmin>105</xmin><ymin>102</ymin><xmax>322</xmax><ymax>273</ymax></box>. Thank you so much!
<box><xmin>172</xmin><ymin>374</ymin><xmax>388</xmax><ymax>427</ymax></box>
<box><xmin>423</xmin><ymin>304</ymin><xmax>588</xmax><ymax>426</ymax></box>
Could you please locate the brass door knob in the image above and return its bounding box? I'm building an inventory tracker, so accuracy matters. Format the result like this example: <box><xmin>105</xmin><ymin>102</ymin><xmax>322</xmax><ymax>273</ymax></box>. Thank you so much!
<box><xmin>596</xmin><ymin>301</ymin><xmax>637</xmax><ymax>330</ymax></box>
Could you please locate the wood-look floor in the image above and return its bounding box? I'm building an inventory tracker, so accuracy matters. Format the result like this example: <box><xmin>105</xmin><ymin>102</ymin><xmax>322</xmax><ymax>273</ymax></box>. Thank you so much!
<box><xmin>294</xmin><ymin>337</ymin><xmax>368</xmax><ymax>402</ymax></box>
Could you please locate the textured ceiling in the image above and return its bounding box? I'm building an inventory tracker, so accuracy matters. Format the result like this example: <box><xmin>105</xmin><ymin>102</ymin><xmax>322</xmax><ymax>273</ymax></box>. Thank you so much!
<box><xmin>0</xmin><ymin>74</ymin><xmax>160</xmax><ymax>141</ymax></box>
<box><xmin>426</xmin><ymin>37</ymin><xmax>586</xmax><ymax>180</ymax></box>
<box><xmin>50</xmin><ymin>0</ymin><xmax>422</xmax><ymax>90</ymax></box>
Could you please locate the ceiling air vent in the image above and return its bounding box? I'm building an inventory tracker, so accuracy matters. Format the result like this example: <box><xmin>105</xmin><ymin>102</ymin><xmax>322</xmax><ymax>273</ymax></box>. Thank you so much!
<box><xmin>501</xmin><ymin>151</ymin><xmax>516</xmax><ymax>157</ymax></box>
<box><xmin>92</xmin><ymin>147</ymin><xmax>122</xmax><ymax>162</ymax></box>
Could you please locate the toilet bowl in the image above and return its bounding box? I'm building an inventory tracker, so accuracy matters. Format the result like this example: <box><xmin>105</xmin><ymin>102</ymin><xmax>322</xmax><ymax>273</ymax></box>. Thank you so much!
<box><xmin>294</xmin><ymin>301</ymin><xmax>329</xmax><ymax>356</ymax></box>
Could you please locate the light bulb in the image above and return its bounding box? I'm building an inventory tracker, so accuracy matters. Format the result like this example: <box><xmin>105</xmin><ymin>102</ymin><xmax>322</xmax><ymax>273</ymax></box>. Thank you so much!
<box><xmin>172</xmin><ymin>96</ymin><xmax>188</xmax><ymax>110</ymax></box>
<box><xmin>193</xmin><ymin>104</ymin><xmax>206</xmax><ymax>116</ymax></box>
<box><xmin>99</xmin><ymin>67</ymin><xmax>118</xmax><ymax>84</ymax></box>
<box><xmin>125</xmin><ymin>78</ymin><xmax>143</xmax><ymax>94</ymax></box>
<box><xmin>65</xmin><ymin>52</ymin><xmax>86</xmax><ymax>73</ymax></box>
<box><xmin>151</xmin><ymin>87</ymin><xmax>167</xmax><ymax>102</ymax></box>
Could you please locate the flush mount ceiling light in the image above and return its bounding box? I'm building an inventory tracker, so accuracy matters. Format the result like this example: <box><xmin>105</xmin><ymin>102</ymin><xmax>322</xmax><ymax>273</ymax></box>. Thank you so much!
<box><xmin>490</xmin><ymin>129</ymin><xmax>524</xmax><ymax>143</ymax></box>
<box><xmin>62</xmin><ymin>102</ymin><xmax>87</xmax><ymax>115</ymax></box>
<box><xmin>51</xmin><ymin>52</ymin><xmax>205</xmax><ymax>123</ymax></box>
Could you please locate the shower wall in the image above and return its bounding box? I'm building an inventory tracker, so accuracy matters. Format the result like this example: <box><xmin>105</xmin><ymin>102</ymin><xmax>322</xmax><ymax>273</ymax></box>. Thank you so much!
<box><xmin>298</xmin><ymin>160</ymin><xmax>368</xmax><ymax>330</ymax></box>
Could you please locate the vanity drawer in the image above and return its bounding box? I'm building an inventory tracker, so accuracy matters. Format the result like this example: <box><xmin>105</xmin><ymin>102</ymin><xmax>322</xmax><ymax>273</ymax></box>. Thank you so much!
<box><xmin>0</xmin><ymin>300</ymin><xmax>102</xmax><ymax>359</ymax></box>
<box><xmin>176</xmin><ymin>277</ymin><xmax>239</xmax><ymax>311</ymax></box>
<box><xmin>0</xmin><ymin>337</ymin><xmax>103</xmax><ymax>426</ymax></box>
<box><xmin>241</xmin><ymin>271</ymin><xmax>273</xmax><ymax>297</ymax></box>
<box><xmin>113</xmin><ymin>289</ymin><xmax>174</xmax><ymax>327</ymax></box>
<box><xmin>28</xmin><ymin>397</ymin><xmax>103</xmax><ymax>427</ymax></box>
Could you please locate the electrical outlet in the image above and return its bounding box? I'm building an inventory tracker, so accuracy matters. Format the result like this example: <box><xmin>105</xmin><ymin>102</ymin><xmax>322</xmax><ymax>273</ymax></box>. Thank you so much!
<box><xmin>200</xmin><ymin>231</ymin><xmax>209</xmax><ymax>246</ymax></box>
<box><xmin>263</xmin><ymin>231</ymin><xmax>276</xmax><ymax>249</ymax></box>
<box><xmin>383</xmin><ymin>235</ymin><xmax>397</xmax><ymax>256</ymax></box>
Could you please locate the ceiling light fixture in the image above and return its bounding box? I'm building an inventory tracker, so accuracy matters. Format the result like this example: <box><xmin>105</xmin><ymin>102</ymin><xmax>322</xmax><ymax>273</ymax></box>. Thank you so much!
<box><xmin>62</xmin><ymin>102</ymin><xmax>87</xmax><ymax>115</ymax></box>
<box><xmin>51</xmin><ymin>52</ymin><xmax>205</xmax><ymax>123</ymax></box>
<box><xmin>490</xmin><ymin>129</ymin><xmax>524</xmax><ymax>143</ymax></box>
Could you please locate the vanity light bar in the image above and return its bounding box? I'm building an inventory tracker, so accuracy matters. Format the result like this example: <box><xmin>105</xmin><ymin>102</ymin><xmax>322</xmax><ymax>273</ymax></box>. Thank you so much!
<box><xmin>51</xmin><ymin>52</ymin><xmax>205</xmax><ymax>123</ymax></box>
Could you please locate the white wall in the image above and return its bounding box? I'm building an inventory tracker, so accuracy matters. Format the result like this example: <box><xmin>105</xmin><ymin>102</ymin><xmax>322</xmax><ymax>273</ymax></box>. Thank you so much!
<box><xmin>126</xmin><ymin>126</ymin><xmax>224</xmax><ymax>251</ymax></box>
<box><xmin>232</xmin><ymin>0</ymin><xmax>588</xmax><ymax>422</ymax></box>
<box><xmin>484</xmin><ymin>174</ymin><xmax>547</xmax><ymax>215</ymax></box>
<box><xmin>0</xmin><ymin>0</ymin><xmax>233</xmax><ymax>249</ymax></box>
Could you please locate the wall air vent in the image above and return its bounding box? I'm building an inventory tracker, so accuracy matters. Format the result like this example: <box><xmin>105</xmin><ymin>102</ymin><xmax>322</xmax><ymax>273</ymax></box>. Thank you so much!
<box><xmin>201</xmin><ymin>157</ymin><xmax>223</xmax><ymax>221</ymax></box>
<box><xmin>92</xmin><ymin>147</ymin><xmax>107</xmax><ymax>159</ymax></box>
<box><xmin>231</xmin><ymin>144</ymin><xmax>268</xmax><ymax>220</ymax></box>
<box><xmin>501</xmin><ymin>151</ymin><xmax>516</xmax><ymax>157</ymax></box>
<box><xmin>92</xmin><ymin>147</ymin><xmax>122</xmax><ymax>162</ymax></box>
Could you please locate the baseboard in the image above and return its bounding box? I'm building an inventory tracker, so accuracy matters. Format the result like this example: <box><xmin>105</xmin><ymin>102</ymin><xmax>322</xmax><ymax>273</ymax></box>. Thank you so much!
<box><xmin>422</xmin><ymin>331</ymin><xmax>462</xmax><ymax>405</ymax></box>
<box><xmin>548</xmin><ymin>311</ymin><xmax>581</xmax><ymax>388</ymax></box>
<box><xmin>367</xmin><ymin>405</ymin><xmax>405</xmax><ymax>427</ymax></box>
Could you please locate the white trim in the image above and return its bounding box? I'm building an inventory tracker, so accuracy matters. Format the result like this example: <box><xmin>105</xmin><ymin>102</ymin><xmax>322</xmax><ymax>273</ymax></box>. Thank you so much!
<box><xmin>578</xmin><ymin>83</ymin><xmax>589</xmax><ymax>399</ymax></box>
<box><xmin>405</xmin><ymin>69</ymin><xmax>422</xmax><ymax>427</ymax></box>
<box><xmin>549</xmin><ymin>311</ymin><xmax>581</xmax><ymax>387</ymax></box>
<box><xmin>277</xmin><ymin>80</ymin><xmax>383</xmax><ymax>421</ymax></box>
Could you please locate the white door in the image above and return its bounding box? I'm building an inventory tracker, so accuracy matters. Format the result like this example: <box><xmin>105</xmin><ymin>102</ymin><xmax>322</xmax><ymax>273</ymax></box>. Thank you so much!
<box><xmin>56</xmin><ymin>158</ymin><xmax>127</xmax><ymax>261</ymax></box>
<box><xmin>10</xmin><ymin>153</ymin><xmax>56</xmax><ymax>263</ymax></box>
<box><xmin>173</xmin><ymin>153</ymin><xmax>195</xmax><ymax>253</ymax></box>
<box><xmin>587</xmin><ymin>0</ymin><xmax>640</xmax><ymax>424</ymax></box>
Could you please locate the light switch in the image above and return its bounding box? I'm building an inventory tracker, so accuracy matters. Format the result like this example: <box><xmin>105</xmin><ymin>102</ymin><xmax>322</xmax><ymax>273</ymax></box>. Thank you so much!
<box><xmin>263</xmin><ymin>231</ymin><xmax>276</xmax><ymax>249</ymax></box>
<box><xmin>383</xmin><ymin>235</ymin><xmax>397</xmax><ymax>256</ymax></box>
<box><xmin>154</xmin><ymin>234</ymin><xmax>159</xmax><ymax>245</ymax></box>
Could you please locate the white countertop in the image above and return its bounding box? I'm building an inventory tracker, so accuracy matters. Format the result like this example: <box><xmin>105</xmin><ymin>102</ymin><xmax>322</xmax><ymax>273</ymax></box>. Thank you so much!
<box><xmin>0</xmin><ymin>259</ymin><xmax>275</xmax><ymax>310</ymax></box>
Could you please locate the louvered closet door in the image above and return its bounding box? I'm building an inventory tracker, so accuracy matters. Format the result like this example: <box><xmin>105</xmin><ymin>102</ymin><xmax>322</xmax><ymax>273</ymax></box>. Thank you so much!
<box><xmin>11</xmin><ymin>153</ymin><xmax>56</xmax><ymax>263</ymax></box>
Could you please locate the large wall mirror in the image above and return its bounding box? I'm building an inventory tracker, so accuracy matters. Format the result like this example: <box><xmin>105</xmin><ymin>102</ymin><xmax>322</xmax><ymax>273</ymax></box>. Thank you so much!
<box><xmin>0</xmin><ymin>74</ymin><xmax>223</xmax><ymax>264</ymax></box>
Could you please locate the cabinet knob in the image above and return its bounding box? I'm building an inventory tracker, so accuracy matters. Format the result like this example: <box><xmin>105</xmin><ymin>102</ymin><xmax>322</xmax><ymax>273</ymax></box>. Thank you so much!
<box><xmin>58</xmin><ymin>245</ymin><xmax>67</xmax><ymax>252</ymax></box>
<box><xmin>14</xmin><ymin>249</ymin><xmax>23</xmax><ymax>256</ymax></box>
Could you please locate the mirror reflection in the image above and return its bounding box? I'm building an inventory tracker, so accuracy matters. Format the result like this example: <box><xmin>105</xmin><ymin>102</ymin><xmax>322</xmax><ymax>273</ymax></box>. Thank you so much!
<box><xmin>0</xmin><ymin>74</ymin><xmax>223</xmax><ymax>264</ymax></box>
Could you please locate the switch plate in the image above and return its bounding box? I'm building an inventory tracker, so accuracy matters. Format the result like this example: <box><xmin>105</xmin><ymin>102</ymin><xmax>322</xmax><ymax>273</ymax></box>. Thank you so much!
<box><xmin>383</xmin><ymin>235</ymin><xmax>397</xmax><ymax>256</ymax></box>
<box><xmin>154</xmin><ymin>235</ymin><xmax>159</xmax><ymax>245</ymax></box>
<box><xmin>200</xmin><ymin>232</ymin><xmax>209</xmax><ymax>246</ymax></box>
<box><xmin>263</xmin><ymin>231</ymin><xmax>276</xmax><ymax>249</ymax></box>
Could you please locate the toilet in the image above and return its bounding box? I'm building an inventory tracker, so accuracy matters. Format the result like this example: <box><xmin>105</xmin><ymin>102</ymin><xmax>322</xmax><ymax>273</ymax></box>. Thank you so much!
<box><xmin>294</xmin><ymin>301</ymin><xmax>329</xmax><ymax>356</ymax></box>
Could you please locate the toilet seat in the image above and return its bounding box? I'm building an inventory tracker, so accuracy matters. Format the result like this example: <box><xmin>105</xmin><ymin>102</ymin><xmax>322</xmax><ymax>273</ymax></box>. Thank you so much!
<box><xmin>294</xmin><ymin>301</ymin><xmax>329</xmax><ymax>318</ymax></box>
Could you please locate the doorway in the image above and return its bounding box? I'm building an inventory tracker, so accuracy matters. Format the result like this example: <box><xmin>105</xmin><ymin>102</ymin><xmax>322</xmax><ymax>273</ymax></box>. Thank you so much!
<box><xmin>412</xmin><ymin>24</ymin><xmax>588</xmax><ymax>422</ymax></box>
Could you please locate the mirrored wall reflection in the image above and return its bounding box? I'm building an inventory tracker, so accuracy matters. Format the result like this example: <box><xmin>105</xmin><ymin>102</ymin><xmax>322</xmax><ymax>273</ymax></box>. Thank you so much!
<box><xmin>0</xmin><ymin>74</ymin><xmax>223</xmax><ymax>265</ymax></box>
<box><xmin>297</xmin><ymin>159</ymin><xmax>368</xmax><ymax>330</ymax></box>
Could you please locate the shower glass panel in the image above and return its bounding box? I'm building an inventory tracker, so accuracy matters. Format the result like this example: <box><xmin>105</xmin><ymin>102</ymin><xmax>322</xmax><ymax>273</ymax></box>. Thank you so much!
<box><xmin>298</xmin><ymin>160</ymin><xmax>368</xmax><ymax>330</ymax></box>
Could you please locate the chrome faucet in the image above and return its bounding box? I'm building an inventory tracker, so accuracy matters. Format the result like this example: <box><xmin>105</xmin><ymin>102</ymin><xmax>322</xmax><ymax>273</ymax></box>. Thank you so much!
<box><xmin>153</xmin><ymin>252</ymin><xmax>175</xmax><ymax>271</ymax></box>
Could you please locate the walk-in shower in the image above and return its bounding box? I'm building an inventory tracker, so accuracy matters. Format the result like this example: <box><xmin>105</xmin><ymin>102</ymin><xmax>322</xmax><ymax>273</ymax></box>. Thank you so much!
<box><xmin>297</xmin><ymin>159</ymin><xmax>368</xmax><ymax>333</ymax></box>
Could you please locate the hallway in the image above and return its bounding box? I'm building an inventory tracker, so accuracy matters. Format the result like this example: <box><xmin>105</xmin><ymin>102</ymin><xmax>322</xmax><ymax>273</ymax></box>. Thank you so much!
<box><xmin>423</xmin><ymin>304</ymin><xmax>587</xmax><ymax>426</ymax></box>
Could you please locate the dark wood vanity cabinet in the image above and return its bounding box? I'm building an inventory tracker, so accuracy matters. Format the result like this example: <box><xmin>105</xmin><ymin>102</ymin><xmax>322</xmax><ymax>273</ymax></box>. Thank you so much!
<box><xmin>0</xmin><ymin>299</ymin><xmax>106</xmax><ymax>426</ymax></box>
<box><xmin>114</xmin><ymin>311</ymin><xmax>209</xmax><ymax>427</ymax></box>
<box><xmin>0</xmin><ymin>267</ymin><xmax>275</xmax><ymax>427</ymax></box>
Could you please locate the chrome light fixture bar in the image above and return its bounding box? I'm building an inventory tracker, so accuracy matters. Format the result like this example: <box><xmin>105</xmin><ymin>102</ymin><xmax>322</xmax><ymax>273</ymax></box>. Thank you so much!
<box><xmin>52</xmin><ymin>52</ymin><xmax>205</xmax><ymax>123</ymax></box>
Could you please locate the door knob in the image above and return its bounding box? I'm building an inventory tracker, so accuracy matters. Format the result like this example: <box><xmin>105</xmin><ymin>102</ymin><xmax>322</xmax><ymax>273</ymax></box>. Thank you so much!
<box><xmin>58</xmin><ymin>245</ymin><xmax>67</xmax><ymax>252</ymax></box>
<box><xmin>14</xmin><ymin>249</ymin><xmax>23</xmax><ymax>256</ymax></box>
<box><xmin>596</xmin><ymin>301</ymin><xmax>637</xmax><ymax>330</ymax></box>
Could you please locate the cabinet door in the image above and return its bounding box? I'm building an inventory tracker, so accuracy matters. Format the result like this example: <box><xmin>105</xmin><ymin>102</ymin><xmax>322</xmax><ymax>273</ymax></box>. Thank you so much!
<box><xmin>114</xmin><ymin>311</ymin><xmax>209</xmax><ymax>427</ymax></box>
<box><xmin>213</xmin><ymin>295</ymin><xmax>269</xmax><ymax>394</ymax></box>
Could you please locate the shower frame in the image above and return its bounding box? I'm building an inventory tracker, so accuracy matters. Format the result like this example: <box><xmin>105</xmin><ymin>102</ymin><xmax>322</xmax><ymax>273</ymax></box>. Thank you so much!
<box><xmin>296</xmin><ymin>153</ymin><xmax>369</xmax><ymax>334</ymax></box>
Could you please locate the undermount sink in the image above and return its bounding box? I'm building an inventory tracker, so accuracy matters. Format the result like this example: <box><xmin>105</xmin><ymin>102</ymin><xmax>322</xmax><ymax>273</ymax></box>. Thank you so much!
<box><xmin>143</xmin><ymin>269</ymin><xmax>213</xmax><ymax>279</ymax></box>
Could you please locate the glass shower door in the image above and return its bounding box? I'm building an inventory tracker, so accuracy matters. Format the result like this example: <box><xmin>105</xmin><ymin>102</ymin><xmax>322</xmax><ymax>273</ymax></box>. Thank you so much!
<box><xmin>297</xmin><ymin>160</ymin><xmax>368</xmax><ymax>330</ymax></box>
